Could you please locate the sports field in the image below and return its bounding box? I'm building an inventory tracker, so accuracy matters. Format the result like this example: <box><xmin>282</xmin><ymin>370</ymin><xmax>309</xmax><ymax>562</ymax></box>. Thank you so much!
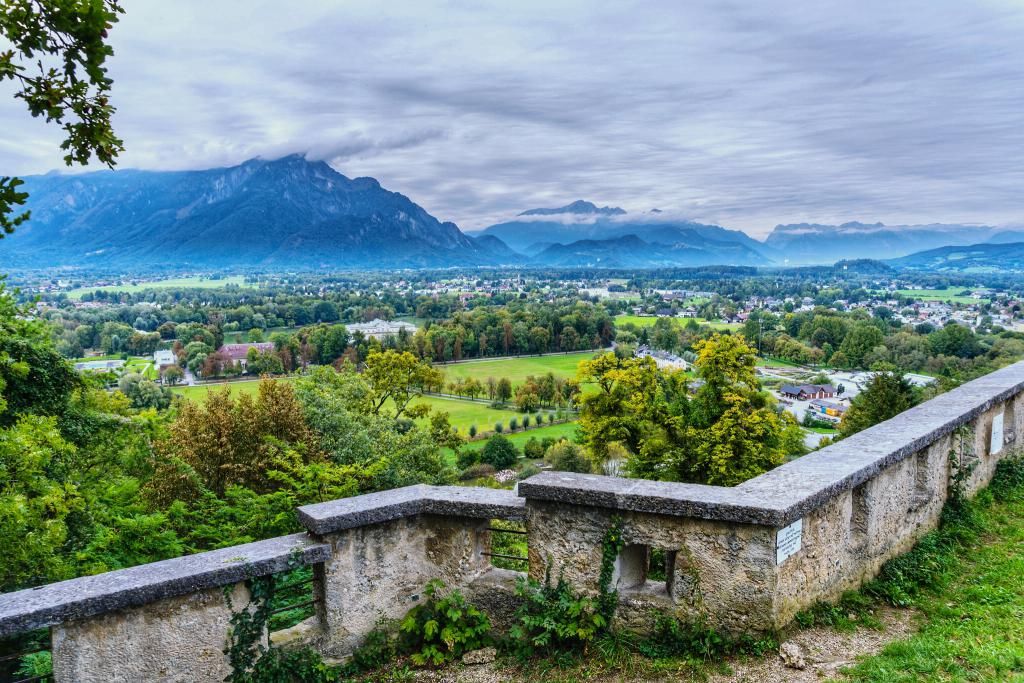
<box><xmin>438</xmin><ymin>351</ymin><xmax>599</xmax><ymax>386</ymax></box>
<box><xmin>614</xmin><ymin>314</ymin><xmax>742</xmax><ymax>331</ymax></box>
<box><xmin>65</xmin><ymin>275</ymin><xmax>252</xmax><ymax>300</ymax></box>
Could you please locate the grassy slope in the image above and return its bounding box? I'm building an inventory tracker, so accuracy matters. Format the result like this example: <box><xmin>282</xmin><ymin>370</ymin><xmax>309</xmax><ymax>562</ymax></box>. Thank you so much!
<box><xmin>843</xmin><ymin>478</ymin><xmax>1024</xmax><ymax>681</ymax></box>
<box><xmin>66</xmin><ymin>275</ymin><xmax>251</xmax><ymax>299</ymax></box>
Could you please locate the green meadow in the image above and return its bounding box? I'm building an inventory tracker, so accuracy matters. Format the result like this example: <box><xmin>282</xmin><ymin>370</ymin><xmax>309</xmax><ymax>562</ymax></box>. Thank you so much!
<box><xmin>65</xmin><ymin>275</ymin><xmax>252</xmax><ymax>299</ymax></box>
<box><xmin>885</xmin><ymin>287</ymin><xmax>985</xmax><ymax>305</ymax></box>
<box><xmin>438</xmin><ymin>351</ymin><xmax>599</xmax><ymax>387</ymax></box>
<box><xmin>172</xmin><ymin>380</ymin><xmax>535</xmax><ymax>435</ymax></box>
<box><xmin>614</xmin><ymin>314</ymin><xmax>742</xmax><ymax>331</ymax></box>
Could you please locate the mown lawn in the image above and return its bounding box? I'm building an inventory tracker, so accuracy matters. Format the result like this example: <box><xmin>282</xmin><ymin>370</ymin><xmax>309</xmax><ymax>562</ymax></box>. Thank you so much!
<box><xmin>172</xmin><ymin>380</ymin><xmax>528</xmax><ymax>435</ymax></box>
<box><xmin>438</xmin><ymin>351</ymin><xmax>599</xmax><ymax>387</ymax></box>
<box><xmin>65</xmin><ymin>275</ymin><xmax>251</xmax><ymax>299</ymax></box>
<box><xmin>842</xmin><ymin>465</ymin><xmax>1024</xmax><ymax>681</ymax></box>
<box><xmin>457</xmin><ymin>420</ymin><xmax>579</xmax><ymax>453</ymax></box>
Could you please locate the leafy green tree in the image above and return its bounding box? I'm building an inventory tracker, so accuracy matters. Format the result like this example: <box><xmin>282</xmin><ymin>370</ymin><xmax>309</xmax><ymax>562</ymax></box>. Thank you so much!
<box><xmin>1</xmin><ymin>0</ymin><xmax>124</xmax><ymax>234</ymax></box>
<box><xmin>0</xmin><ymin>415</ymin><xmax>80</xmax><ymax>591</ymax></box>
<box><xmin>840</xmin><ymin>370</ymin><xmax>919</xmax><ymax>437</ymax></box>
<box><xmin>929</xmin><ymin>323</ymin><xmax>981</xmax><ymax>359</ymax></box>
<box><xmin>480</xmin><ymin>434</ymin><xmax>519</xmax><ymax>469</ymax></box>
<box><xmin>837</xmin><ymin>322</ymin><xmax>885</xmax><ymax>369</ymax></box>
<box><xmin>118</xmin><ymin>372</ymin><xmax>172</xmax><ymax>410</ymax></box>
<box><xmin>495</xmin><ymin>377</ymin><xmax>513</xmax><ymax>403</ymax></box>
<box><xmin>363</xmin><ymin>350</ymin><xmax>442</xmax><ymax>419</ymax></box>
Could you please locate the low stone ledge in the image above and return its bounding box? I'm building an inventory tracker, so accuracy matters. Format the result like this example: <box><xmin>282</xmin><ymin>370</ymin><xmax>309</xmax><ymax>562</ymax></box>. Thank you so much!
<box><xmin>297</xmin><ymin>485</ymin><xmax>525</xmax><ymax>535</ymax></box>
<box><xmin>0</xmin><ymin>533</ymin><xmax>329</xmax><ymax>639</ymax></box>
<box><xmin>518</xmin><ymin>472</ymin><xmax>790</xmax><ymax>526</ymax></box>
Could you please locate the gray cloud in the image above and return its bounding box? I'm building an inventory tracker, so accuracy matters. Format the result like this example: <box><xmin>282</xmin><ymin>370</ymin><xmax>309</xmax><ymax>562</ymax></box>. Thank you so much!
<box><xmin>0</xmin><ymin>0</ymin><xmax>1022</xmax><ymax>235</ymax></box>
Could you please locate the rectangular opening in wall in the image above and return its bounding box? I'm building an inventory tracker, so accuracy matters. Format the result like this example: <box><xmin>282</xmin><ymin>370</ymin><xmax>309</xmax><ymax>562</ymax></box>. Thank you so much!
<box><xmin>990</xmin><ymin>409</ymin><xmax>1005</xmax><ymax>456</ymax></box>
<box><xmin>268</xmin><ymin>564</ymin><xmax>318</xmax><ymax>634</ymax></box>
<box><xmin>483</xmin><ymin>519</ymin><xmax>528</xmax><ymax>572</ymax></box>
<box><xmin>615</xmin><ymin>544</ymin><xmax>676</xmax><ymax>599</ymax></box>
<box><xmin>851</xmin><ymin>482</ymin><xmax>869</xmax><ymax>549</ymax></box>
<box><xmin>909</xmin><ymin>447</ymin><xmax>933</xmax><ymax>512</ymax></box>
<box><xmin>615</xmin><ymin>544</ymin><xmax>649</xmax><ymax>591</ymax></box>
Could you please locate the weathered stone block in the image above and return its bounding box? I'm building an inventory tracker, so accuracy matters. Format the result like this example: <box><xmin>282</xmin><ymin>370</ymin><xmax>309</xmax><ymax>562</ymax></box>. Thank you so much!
<box><xmin>51</xmin><ymin>583</ymin><xmax>249</xmax><ymax>683</ymax></box>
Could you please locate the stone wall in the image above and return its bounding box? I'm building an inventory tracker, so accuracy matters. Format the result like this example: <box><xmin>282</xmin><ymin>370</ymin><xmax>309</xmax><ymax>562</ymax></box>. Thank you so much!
<box><xmin>2</xmin><ymin>362</ymin><xmax>1023</xmax><ymax>681</ymax></box>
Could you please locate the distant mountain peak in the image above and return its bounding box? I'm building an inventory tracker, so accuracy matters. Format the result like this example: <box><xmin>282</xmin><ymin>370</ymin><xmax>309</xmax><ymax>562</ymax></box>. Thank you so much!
<box><xmin>518</xmin><ymin>200</ymin><xmax>626</xmax><ymax>217</ymax></box>
<box><xmin>3</xmin><ymin>157</ymin><xmax>522</xmax><ymax>270</ymax></box>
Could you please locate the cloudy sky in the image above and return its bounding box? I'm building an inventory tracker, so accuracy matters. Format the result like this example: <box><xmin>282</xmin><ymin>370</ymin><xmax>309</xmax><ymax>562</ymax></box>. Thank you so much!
<box><xmin>2</xmin><ymin>0</ymin><xmax>1023</xmax><ymax>235</ymax></box>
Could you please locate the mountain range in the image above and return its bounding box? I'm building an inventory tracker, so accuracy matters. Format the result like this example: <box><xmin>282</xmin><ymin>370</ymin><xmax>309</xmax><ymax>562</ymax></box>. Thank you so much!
<box><xmin>0</xmin><ymin>154</ymin><xmax>1017</xmax><ymax>271</ymax></box>
<box><xmin>1</xmin><ymin>155</ymin><xmax>502</xmax><ymax>269</ymax></box>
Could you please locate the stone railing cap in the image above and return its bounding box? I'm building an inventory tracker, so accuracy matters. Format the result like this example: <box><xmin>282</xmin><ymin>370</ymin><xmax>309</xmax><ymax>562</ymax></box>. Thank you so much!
<box><xmin>520</xmin><ymin>360</ymin><xmax>1024</xmax><ymax>526</ymax></box>
<box><xmin>0</xmin><ymin>533</ymin><xmax>329</xmax><ymax>639</ymax></box>
<box><xmin>297</xmin><ymin>484</ymin><xmax>526</xmax><ymax>535</ymax></box>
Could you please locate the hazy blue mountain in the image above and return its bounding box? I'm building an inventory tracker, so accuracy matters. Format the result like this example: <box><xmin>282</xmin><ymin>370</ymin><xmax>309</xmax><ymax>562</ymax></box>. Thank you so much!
<box><xmin>987</xmin><ymin>230</ymin><xmax>1024</xmax><ymax>244</ymax></box>
<box><xmin>531</xmin><ymin>233</ymin><xmax>767</xmax><ymax>268</ymax></box>
<box><xmin>519</xmin><ymin>200</ymin><xmax>626</xmax><ymax>217</ymax></box>
<box><xmin>476</xmin><ymin>201</ymin><xmax>773</xmax><ymax>263</ymax></box>
<box><xmin>764</xmin><ymin>222</ymin><xmax>1000</xmax><ymax>264</ymax></box>
<box><xmin>889</xmin><ymin>241</ymin><xmax>1024</xmax><ymax>272</ymax></box>
<box><xmin>0</xmin><ymin>155</ymin><xmax>518</xmax><ymax>270</ymax></box>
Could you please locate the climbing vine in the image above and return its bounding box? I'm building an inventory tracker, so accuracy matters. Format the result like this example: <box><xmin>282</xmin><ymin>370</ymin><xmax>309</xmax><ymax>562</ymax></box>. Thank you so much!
<box><xmin>223</xmin><ymin>553</ymin><xmax>337</xmax><ymax>682</ymax></box>
<box><xmin>596</xmin><ymin>515</ymin><xmax>624</xmax><ymax>623</ymax></box>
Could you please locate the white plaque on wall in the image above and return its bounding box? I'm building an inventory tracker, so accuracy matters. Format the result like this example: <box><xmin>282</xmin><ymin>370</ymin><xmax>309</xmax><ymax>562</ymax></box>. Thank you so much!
<box><xmin>776</xmin><ymin>518</ymin><xmax>803</xmax><ymax>565</ymax></box>
<box><xmin>991</xmin><ymin>411</ymin><xmax>1005</xmax><ymax>455</ymax></box>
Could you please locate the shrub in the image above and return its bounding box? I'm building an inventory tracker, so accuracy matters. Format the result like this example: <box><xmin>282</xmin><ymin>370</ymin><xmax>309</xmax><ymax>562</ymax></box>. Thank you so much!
<box><xmin>468</xmin><ymin>424</ymin><xmax>477</xmax><ymax>438</ymax></box>
<box><xmin>522</xmin><ymin>414</ymin><xmax>531</xmax><ymax>429</ymax></box>
<box><xmin>547</xmin><ymin>413</ymin><xmax>555</xmax><ymax>424</ymax></box>
<box><xmin>456</xmin><ymin>448</ymin><xmax>480</xmax><ymax>470</ymax></box>
<box><xmin>480</xmin><ymin>435</ymin><xmax>519</xmax><ymax>470</ymax></box>
<box><xmin>518</xmin><ymin>463</ymin><xmax>541</xmax><ymax>480</ymax></box>
<box><xmin>523</xmin><ymin>437</ymin><xmax>545</xmax><ymax>460</ymax></box>
<box><xmin>545</xmin><ymin>440</ymin><xmax>592</xmax><ymax>473</ymax></box>
<box><xmin>509</xmin><ymin>417</ymin><xmax>519</xmax><ymax>432</ymax></box>
<box><xmin>494</xmin><ymin>422</ymin><xmax>504</xmax><ymax>433</ymax></box>
<box><xmin>398</xmin><ymin>579</ymin><xmax>492</xmax><ymax>666</ymax></box>
<box><xmin>509</xmin><ymin>570</ymin><xmax>605</xmax><ymax>656</ymax></box>
<box><xmin>459</xmin><ymin>463</ymin><xmax>496</xmax><ymax>481</ymax></box>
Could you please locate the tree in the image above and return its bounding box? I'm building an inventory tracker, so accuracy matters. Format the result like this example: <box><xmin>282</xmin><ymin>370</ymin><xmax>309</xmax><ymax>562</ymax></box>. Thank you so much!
<box><xmin>840</xmin><ymin>370</ymin><xmax>919</xmax><ymax>437</ymax></box>
<box><xmin>495</xmin><ymin>377</ymin><xmax>513</xmax><ymax>404</ymax></box>
<box><xmin>514</xmin><ymin>384</ymin><xmax>540</xmax><ymax>413</ymax></box>
<box><xmin>929</xmin><ymin>323</ymin><xmax>981</xmax><ymax>359</ymax></box>
<box><xmin>837</xmin><ymin>323</ymin><xmax>885</xmax><ymax>369</ymax></box>
<box><xmin>162</xmin><ymin>365</ymin><xmax>184</xmax><ymax>386</ymax></box>
<box><xmin>362</xmin><ymin>350</ymin><xmax>442</xmax><ymax>419</ymax></box>
<box><xmin>479</xmin><ymin>435</ymin><xmax>518</xmax><ymax>470</ymax></box>
<box><xmin>118</xmin><ymin>373</ymin><xmax>172</xmax><ymax>410</ymax></box>
<box><xmin>1</xmin><ymin>0</ymin><xmax>125</xmax><ymax>235</ymax></box>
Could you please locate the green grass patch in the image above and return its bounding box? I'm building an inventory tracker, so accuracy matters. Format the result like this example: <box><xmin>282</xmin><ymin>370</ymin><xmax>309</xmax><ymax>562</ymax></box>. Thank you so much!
<box><xmin>881</xmin><ymin>287</ymin><xmax>986</xmax><ymax>305</ymax></box>
<box><xmin>172</xmin><ymin>380</ymin><xmax>525</xmax><ymax>435</ymax></box>
<box><xmin>810</xmin><ymin>455</ymin><xmax>1024</xmax><ymax>681</ymax></box>
<box><xmin>438</xmin><ymin>352</ymin><xmax>598</xmax><ymax>388</ymax></box>
<box><xmin>614</xmin><ymin>314</ymin><xmax>742</xmax><ymax>332</ymax></box>
<box><xmin>65</xmin><ymin>275</ymin><xmax>251</xmax><ymax>300</ymax></box>
<box><xmin>455</xmin><ymin>421</ymin><xmax>578</xmax><ymax>454</ymax></box>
